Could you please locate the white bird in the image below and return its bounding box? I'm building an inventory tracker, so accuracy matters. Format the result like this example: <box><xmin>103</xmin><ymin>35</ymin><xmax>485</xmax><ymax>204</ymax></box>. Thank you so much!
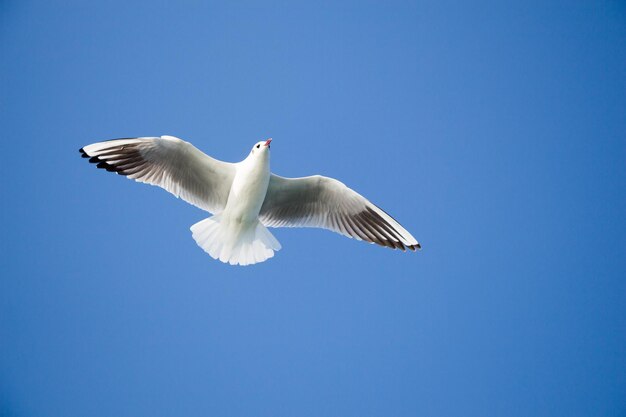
<box><xmin>80</xmin><ymin>136</ymin><xmax>420</xmax><ymax>266</ymax></box>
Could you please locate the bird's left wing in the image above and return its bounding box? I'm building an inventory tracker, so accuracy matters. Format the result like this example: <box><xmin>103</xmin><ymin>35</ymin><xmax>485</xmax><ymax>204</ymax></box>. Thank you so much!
<box><xmin>259</xmin><ymin>174</ymin><xmax>420</xmax><ymax>250</ymax></box>
<box><xmin>80</xmin><ymin>136</ymin><xmax>235</xmax><ymax>214</ymax></box>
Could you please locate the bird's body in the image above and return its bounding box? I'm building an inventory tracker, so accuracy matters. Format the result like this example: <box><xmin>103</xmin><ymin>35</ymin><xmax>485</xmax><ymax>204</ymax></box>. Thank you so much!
<box><xmin>190</xmin><ymin>139</ymin><xmax>279</xmax><ymax>265</ymax></box>
<box><xmin>80</xmin><ymin>135</ymin><xmax>420</xmax><ymax>266</ymax></box>
<box><xmin>225</xmin><ymin>144</ymin><xmax>271</xmax><ymax>224</ymax></box>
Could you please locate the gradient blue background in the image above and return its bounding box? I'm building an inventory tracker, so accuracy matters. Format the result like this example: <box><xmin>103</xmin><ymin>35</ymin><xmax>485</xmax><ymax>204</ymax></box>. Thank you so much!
<box><xmin>1</xmin><ymin>1</ymin><xmax>625</xmax><ymax>416</ymax></box>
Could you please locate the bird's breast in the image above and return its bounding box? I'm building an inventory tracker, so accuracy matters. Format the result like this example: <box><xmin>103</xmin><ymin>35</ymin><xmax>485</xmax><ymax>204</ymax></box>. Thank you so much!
<box><xmin>223</xmin><ymin>165</ymin><xmax>270</xmax><ymax>223</ymax></box>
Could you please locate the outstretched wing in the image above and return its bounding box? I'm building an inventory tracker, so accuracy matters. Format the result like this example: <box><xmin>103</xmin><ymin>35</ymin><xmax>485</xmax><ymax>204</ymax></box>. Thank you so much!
<box><xmin>80</xmin><ymin>135</ymin><xmax>235</xmax><ymax>214</ymax></box>
<box><xmin>259</xmin><ymin>174</ymin><xmax>420</xmax><ymax>250</ymax></box>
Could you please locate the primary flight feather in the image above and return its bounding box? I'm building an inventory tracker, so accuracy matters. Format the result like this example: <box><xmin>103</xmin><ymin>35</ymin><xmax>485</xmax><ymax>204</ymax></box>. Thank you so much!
<box><xmin>80</xmin><ymin>136</ymin><xmax>421</xmax><ymax>266</ymax></box>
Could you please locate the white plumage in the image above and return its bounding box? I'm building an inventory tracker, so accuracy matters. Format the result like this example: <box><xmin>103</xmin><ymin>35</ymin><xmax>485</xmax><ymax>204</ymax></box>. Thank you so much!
<box><xmin>80</xmin><ymin>136</ymin><xmax>420</xmax><ymax>266</ymax></box>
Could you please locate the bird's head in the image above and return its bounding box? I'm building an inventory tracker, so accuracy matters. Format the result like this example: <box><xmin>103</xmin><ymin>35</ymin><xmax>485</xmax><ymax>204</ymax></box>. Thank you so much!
<box><xmin>250</xmin><ymin>138</ymin><xmax>272</xmax><ymax>157</ymax></box>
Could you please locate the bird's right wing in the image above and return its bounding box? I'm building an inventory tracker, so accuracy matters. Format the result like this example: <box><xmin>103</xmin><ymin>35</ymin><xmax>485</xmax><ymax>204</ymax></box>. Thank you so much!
<box><xmin>259</xmin><ymin>174</ymin><xmax>420</xmax><ymax>250</ymax></box>
<box><xmin>80</xmin><ymin>136</ymin><xmax>235</xmax><ymax>214</ymax></box>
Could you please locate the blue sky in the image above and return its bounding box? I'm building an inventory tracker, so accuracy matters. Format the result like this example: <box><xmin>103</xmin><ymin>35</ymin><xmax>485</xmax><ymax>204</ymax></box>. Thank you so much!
<box><xmin>1</xmin><ymin>1</ymin><xmax>625</xmax><ymax>416</ymax></box>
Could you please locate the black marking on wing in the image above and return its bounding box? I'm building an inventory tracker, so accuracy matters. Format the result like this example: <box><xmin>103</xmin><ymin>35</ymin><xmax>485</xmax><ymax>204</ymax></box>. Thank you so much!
<box><xmin>79</xmin><ymin>143</ymin><xmax>144</xmax><ymax>176</ymax></box>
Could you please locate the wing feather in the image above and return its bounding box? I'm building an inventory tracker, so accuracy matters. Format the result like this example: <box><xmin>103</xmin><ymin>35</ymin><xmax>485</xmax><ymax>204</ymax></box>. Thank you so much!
<box><xmin>259</xmin><ymin>174</ymin><xmax>420</xmax><ymax>251</ymax></box>
<box><xmin>79</xmin><ymin>136</ymin><xmax>235</xmax><ymax>214</ymax></box>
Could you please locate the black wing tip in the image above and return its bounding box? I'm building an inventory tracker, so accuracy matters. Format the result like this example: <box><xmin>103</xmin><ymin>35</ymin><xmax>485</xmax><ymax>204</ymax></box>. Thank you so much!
<box><xmin>401</xmin><ymin>243</ymin><xmax>421</xmax><ymax>252</ymax></box>
<box><xmin>370</xmin><ymin>238</ymin><xmax>422</xmax><ymax>252</ymax></box>
<box><xmin>362</xmin><ymin>206</ymin><xmax>421</xmax><ymax>252</ymax></box>
<box><xmin>95</xmin><ymin>160</ymin><xmax>125</xmax><ymax>174</ymax></box>
<box><xmin>80</xmin><ymin>149</ymin><xmax>127</xmax><ymax>175</ymax></box>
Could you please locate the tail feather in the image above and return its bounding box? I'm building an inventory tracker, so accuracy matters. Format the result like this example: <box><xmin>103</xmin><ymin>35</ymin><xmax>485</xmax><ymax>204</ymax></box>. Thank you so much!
<box><xmin>190</xmin><ymin>215</ymin><xmax>281</xmax><ymax>266</ymax></box>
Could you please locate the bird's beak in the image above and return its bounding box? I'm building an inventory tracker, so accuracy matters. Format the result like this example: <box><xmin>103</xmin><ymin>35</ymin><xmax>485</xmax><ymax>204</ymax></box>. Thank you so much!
<box><xmin>264</xmin><ymin>138</ymin><xmax>272</xmax><ymax>148</ymax></box>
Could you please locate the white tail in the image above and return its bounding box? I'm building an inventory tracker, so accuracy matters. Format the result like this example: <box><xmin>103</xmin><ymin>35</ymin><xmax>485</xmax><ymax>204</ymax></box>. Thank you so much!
<box><xmin>190</xmin><ymin>215</ymin><xmax>282</xmax><ymax>266</ymax></box>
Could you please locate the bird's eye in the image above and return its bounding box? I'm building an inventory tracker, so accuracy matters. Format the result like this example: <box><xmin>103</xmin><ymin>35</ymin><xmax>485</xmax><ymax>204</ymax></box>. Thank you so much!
<box><xmin>256</xmin><ymin>144</ymin><xmax>260</xmax><ymax>149</ymax></box>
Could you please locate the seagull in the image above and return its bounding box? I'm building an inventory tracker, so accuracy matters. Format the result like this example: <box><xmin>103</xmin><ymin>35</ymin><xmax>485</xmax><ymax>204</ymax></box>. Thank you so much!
<box><xmin>79</xmin><ymin>136</ymin><xmax>420</xmax><ymax>266</ymax></box>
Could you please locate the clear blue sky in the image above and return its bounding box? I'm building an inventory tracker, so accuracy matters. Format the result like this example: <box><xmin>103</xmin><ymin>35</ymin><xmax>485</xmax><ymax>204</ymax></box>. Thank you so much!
<box><xmin>1</xmin><ymin>1</ymin><xmax>625</xmax><ymax>416</ymax></box>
